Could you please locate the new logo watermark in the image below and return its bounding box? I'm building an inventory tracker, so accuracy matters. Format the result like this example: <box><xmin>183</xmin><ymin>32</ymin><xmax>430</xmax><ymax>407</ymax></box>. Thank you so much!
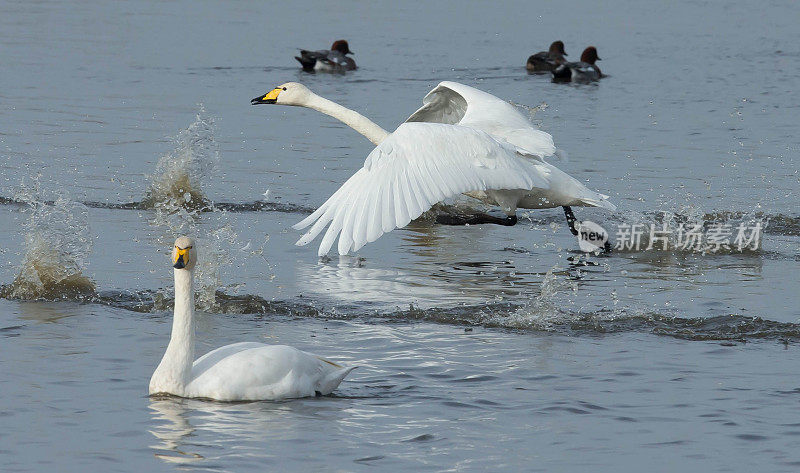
<box><xmin>573</xmin><ymin>220</ymin><xmax>763</xmax><ymax>253</ymax></box>
<box><xmin>576</xmin><ymin>221</ymin><xmax>609</xmax><ymax>252</ymax></box>
<box><xmin>614</xmin><ymin>222</ymin><xmax>762</xmax><ymax>252</ymax></box>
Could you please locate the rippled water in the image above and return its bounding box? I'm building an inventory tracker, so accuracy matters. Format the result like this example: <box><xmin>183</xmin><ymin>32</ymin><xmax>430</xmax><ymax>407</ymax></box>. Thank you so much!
<box><xmin>1</xmin><ymin>0</ymin><xmax>799</xmax><ymax>471</ymax></box>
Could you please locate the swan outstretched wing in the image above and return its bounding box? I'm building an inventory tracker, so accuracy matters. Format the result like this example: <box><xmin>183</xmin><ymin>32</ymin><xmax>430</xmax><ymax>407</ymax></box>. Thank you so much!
<box><xmin>405</xmin><ymin>82</ymin><xmax>468</xmax><ymax>125</ymax></box>
<box><xmin>405</xmin><ymin>81</ymin><xmax>556</xmax><ymax>158</ymax></box>
<box><xmin>293</xmin><ymin>122</ymin><xmax>553</xmax><ymax>256</ymax></box>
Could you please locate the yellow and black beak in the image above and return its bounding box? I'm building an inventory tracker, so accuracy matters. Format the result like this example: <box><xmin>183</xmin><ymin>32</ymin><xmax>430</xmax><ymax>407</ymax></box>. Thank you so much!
<box><xmin>173</xmin><ymin>246</ymin><xmax>191</xmax><ymax>269</ymax></box>
<box><xmin>251</xmin><ymin>88</ymin><xmax>282</xmax><ymax>105</ymax></box>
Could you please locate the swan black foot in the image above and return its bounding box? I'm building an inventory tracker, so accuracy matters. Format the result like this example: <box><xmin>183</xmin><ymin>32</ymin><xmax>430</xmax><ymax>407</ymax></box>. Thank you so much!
<box><xmin>436</xmin><ymin>213</ymin><xmax>518</xmax><ymax>226</ymax></box>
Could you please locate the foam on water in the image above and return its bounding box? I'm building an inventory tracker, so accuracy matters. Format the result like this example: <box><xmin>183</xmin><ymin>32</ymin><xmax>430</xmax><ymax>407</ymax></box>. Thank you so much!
<box><xmin>1</xmin><ymin>181</ymin><xmax>95</xmax><ymax>300</ymax></box>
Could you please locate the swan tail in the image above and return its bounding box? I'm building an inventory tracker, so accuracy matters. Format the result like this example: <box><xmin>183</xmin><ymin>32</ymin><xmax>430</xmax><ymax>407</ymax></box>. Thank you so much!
<box><xmin>578</xmin><ymin>194</ymin><xmax>617</xmax><ymax>212</ymax></box>
<box><xmin>319</xmin><ymin>366</ymin><xmax>357</xmax><ymax>395</ymax></box>
<box><xmin>544</xmin><ymin>163</ymin><xmax>616</xmax><ymax>212</ymax></box>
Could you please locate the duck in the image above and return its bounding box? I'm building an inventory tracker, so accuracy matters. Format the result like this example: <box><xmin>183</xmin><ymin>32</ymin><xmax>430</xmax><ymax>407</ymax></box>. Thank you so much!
<box><xmin>526</xmin><ymin>40</ymin><xmax>568</xmax><ymax>73</ymax></box>
<box><xmin>251</xmin><ymin>82</ymin><xmax>615</xmax><ymax>256</ymax></box>
<box><xmin>552</xmin><ymin>46</ymin><xmax>602</xmax><ymax>83</ymax></box>
<box><xmin>149</xmin><ymin>236</ymin><xmax>355</xmax><ymax>401</ymax></box>
<box><xmin>295</xmin><ymin>40</ymin><xmax>357</xmax><ymax>73</ymax></box>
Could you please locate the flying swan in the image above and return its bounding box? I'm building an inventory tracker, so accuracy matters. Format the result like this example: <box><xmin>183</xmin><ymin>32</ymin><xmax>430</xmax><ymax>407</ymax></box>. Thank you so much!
<box><xmin>149</xmin><ymin>236</ymin><xmax>355</xmax><ymax>401</ymax></box>
<box><xmin>251</xmin><ymin>81</ymin><xmax>615</xmax><ymax>256</ymax></box>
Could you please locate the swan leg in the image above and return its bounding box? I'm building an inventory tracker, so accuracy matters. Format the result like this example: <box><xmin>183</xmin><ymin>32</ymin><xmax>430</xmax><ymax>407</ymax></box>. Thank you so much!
<box><xmin>563</xmin><ymin>206</ymin><xmax>579</xmax><ymax>236</ymax></box>
<box><xmin>436</xmin><ymin>212</ymin><xmax>517</xmax><ymax>226</ymax></box>
<box><xmin>563</xmin><ymin>206</ymin><xmax>612</xmax><ymax>253</ymax></box>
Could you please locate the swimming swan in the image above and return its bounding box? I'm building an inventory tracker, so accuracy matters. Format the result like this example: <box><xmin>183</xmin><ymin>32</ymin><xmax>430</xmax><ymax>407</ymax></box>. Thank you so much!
<box><xmin>251</xmin><ymin>82</ymin><xmax>615</xmax><ymax>256</ymax></box>
<box><xmin>149</xmin><ymin>236</ymin><xmax>355</xmax><ymax>401</ymax></box>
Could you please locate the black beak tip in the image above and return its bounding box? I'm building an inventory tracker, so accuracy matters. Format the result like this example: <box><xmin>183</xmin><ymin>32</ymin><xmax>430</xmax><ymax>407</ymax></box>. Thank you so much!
<box><xmin>173</xmin><ymin>255</ymin><xmax>186</xmax><ymax>269</ymax></box>
<box><xmin>251</xmin><ymin>96</ymin><xmax>276</xmax><ymax>105</ymax></box>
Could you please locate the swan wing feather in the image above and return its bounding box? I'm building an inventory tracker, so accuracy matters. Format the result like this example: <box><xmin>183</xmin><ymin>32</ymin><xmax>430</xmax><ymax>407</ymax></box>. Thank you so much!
<box><xmin>188</xmin><ymin>345</ymin><xmax>351</xmax><ymax>401</ymax></box>
<box><xmin>405</xmin><ymin>81</ymin><xmax>556</xmax><ymax>158</ymax></box>
<box><xmin>293</xmin><ymin>122</ymin><xmax>552</xmax><ymax>256</ymax></box>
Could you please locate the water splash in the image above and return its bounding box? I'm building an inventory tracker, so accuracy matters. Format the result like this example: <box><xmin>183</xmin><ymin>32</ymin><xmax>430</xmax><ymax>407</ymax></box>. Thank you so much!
<box><xmin>148</xmin><ymin>208</ymin><xmax>244</xmax><ymax>314</ymax></box>
<box><xmin>192</xmin><ymin>224</ymin><xmax>242</xmax><ymax>311</ymax></box>
<box><xmin>509</xmin><ymin>100</ymin><xmax>548</xmax><ymax>120</ymax></box>
<box><xmin>141</xmin><ymin>107</ymin><xmax>272</xmax><ymax>311</ymax></box>
<box><xmin>1</xmin><ymin>181</ymin><xmax>95</xmax><ymax>300</ymax></box>
<box><xmin>483</xmin><ymin>266</ymin><xmax>579</xmax><ymax>330</ymax></box>
<box><xmin>142</xmin><ymin>106</ymin><xmax>218</xmax><ymax>215</ymax></box>
<box><xmin>90</xmin><ymin>287</ymin><xmax>800</xmax><ymax>343</ymax></box>
<box><xmin>146</xmin><ymin>224</ymin><xmax>243</xmax><ymax>314</ymax></box>
<box><xmin>417</xmin><ymin>200</ymin><xmax>497</xmax><ymax>222</ymax></box>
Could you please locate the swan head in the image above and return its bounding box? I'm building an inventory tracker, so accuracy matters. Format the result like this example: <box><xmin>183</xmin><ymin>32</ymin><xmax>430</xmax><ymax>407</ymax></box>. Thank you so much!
<box><xmin>580</xmin><ymin>46</ymin><xmax>600</xmax><ymax>64</ymax></box>
<box><xmin>330</xmin><ymin>40</ymin><xmax>353</xmax><ymax>55</ymax></box>
<box><xmin>251</xmin><ymin>82</ymin><xmax>312</xmax><ymax>107</ymax></box>
<box><xmin>172</xmin><ymin>236</ymin><xmax>196</xmax><ymax>271</ymax></box>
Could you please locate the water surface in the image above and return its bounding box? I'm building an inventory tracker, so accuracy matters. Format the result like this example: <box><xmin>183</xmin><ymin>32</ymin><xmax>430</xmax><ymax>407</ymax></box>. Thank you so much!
<box><xmin>1</xmin><ymin>0</ymin><xmax>799</xmax><ymax>471</ymax></box>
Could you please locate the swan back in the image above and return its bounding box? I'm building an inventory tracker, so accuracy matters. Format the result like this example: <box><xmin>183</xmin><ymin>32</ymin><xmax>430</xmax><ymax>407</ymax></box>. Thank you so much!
<box><xmin>405</xmin><ymin>81</ymin><xmax>556</xmax><ymax>157</ymax></box>
<box><xmin>185</xmin><ymin>344</ymin><xmax>355</xmax><ymax>401</ymax></box>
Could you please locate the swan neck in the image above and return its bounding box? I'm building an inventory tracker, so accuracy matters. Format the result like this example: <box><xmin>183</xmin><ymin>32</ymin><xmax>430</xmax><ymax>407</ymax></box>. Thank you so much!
<box><xmin>151</xmin><ymin>269</ymin><xmax>196</xmax><ymax>393</ymax></box>
<box><xmin>305</xmin><ymin>93</ymin><xmax>389</xmax><ymax>146</ymax></box>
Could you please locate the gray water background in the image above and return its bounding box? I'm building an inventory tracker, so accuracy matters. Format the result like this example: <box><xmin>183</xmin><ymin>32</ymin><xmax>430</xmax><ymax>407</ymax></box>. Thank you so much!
<box><xmin>1</xmin><ymin>0</ymin><xmax>800</xmax><ymax>471</ymax></box>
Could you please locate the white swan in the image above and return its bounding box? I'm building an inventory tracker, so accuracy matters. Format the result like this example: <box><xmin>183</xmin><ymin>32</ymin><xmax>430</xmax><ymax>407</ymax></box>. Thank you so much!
<box><xmin>251</xmin><ymin>81</ymin><xmax>615</xmax><ymax>256</ymax></box>
<box><xmin>149</xmin><ymin>236</ymin><xmax>355</xmax><ymax>401</ymax></box>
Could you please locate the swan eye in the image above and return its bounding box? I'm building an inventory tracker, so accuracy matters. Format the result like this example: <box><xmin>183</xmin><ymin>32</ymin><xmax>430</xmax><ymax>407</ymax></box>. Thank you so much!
<box><xmin>282</xmin><ymin>87</ymin><xmax>287</xmax><ymax>91</ymax></box>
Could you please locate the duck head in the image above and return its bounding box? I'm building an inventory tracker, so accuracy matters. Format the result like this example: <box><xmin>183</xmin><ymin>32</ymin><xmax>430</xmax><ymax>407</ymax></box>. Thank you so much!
<box><xmin>331</xmin><ymin>40</ymin><xmax>353</xmax><ymax>55</ymax></box>
<box><xmin>580</xmin><ymin>46</ymin><xmax>601</xmax><ymax>64</ymax></box>
<box><xmin>549</xmin><ymin>40</ymin><xmax>567</xmax><ymax>56</ymax></box>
